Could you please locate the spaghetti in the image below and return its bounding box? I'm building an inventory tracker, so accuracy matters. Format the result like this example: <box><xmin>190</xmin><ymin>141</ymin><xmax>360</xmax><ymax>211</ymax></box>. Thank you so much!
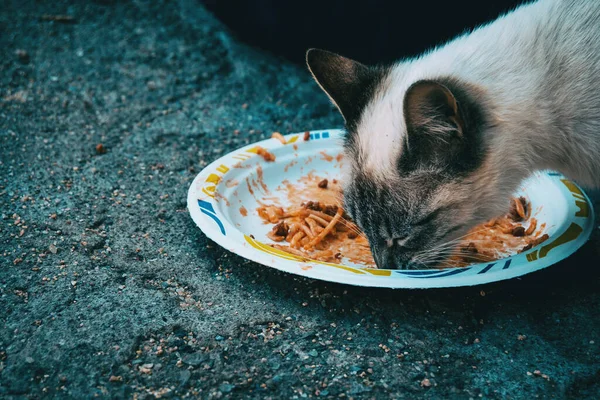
<box><xmin>257</xmin><ymin>179</ymin><xmax>549</xmax><ymax>268</ymax></box>
<box><xmin>448</xmin><ymin>197</ymin><xmax>549</xmax><ymax>266</ymax></box>
<box><xmin>257</xmin><ymin>200</ymin><xmax>375</xmax><ymax>265</ymax></box>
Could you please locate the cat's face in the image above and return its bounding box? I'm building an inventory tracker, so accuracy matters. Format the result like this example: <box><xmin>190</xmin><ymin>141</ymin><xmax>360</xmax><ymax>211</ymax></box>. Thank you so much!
<box><xmin>307</xmin><ymin>49</ymin><xmax>506</xmax><ymax>269</ymax></box>
<box><xmin>342</xmin><ymin>159</ymin><xmax>489</xmax><ymax>269</ymax></box>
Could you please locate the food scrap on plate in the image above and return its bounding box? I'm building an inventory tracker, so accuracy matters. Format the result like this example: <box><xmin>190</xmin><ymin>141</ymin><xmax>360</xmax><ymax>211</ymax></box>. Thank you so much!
<box><xmin>258</xmin><ymin>180</ymin><xmax>549</xmax><ymax>269</ymax></box>
<box><xmin>251</xmin><ymin>134</ymin><xmax>549</xmax><ymax>269</ymax></box>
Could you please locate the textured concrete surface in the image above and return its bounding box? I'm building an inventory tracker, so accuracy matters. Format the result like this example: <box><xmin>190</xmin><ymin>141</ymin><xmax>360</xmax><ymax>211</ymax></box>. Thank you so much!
<box><xmin>1</xmin><ymin>1</ymin><xmax>599</xmax><ymax>399</ymax></box>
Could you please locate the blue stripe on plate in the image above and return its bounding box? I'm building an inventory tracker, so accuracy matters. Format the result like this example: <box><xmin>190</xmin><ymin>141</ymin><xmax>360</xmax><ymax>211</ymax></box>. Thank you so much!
<box><xmin>198</xmin><ymin>200</ymin><xmax>226</xmax><ymax>235</ymax></box>
<box><xmin>396</xmin><ymin>269</ymin><xmax>447</xmax><ymax>276</ymax></box>
<box><xmin>478</xmin><ymin>263</ymin><xmax>496</xmax><ymax>274</ymax></box>
<box><xmin>198</xmin><ymin>199</ymin><xmax>216</xmax><ymax>214</ymax></box>
<box><xmin>407</xmin><ymin>268</ymin><xmax>471</xmax><ymax>279</ymax></box>
<box><xmin>502</xmin><ymin>259</ymin><xmax>512</xmax><ymax>269</ymax></box>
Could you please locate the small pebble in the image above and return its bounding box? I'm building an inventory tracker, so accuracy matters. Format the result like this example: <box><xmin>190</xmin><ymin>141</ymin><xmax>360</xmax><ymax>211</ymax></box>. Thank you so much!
<box><xmin>15</xmin><ymin>49</ymin><xmax>29</xmax><ymax>63</ymax></box>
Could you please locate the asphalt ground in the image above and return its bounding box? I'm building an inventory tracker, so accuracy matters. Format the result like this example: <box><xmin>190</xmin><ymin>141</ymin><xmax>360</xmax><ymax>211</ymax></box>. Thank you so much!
<box><xmin>1</xmin><ymin>1</ymin><xmax>599</xmax><ymax>398</ymax></box>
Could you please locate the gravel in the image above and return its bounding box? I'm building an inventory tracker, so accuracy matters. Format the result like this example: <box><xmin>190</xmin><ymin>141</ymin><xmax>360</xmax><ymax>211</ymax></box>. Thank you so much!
<box><xmin>1</xmin><ymin>1</ymin><xmax>599</xmax><ymax>398</ymax></box>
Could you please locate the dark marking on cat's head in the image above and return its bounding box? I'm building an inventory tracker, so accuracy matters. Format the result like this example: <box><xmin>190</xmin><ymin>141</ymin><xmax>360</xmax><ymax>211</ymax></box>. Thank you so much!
<box><xmin>343</xmin><ymin>170</ymin><xmax>473</xmax><ymax>270</ymax></box>
<box><xmin>400</xmin><ymin>79</ymin><xmax>487</xmax><ymax>176</ymax></box>
<box><xmin>342</xmin><ymin>76</ymin><xmax>493</xmax><ymax>269</ymax></box>
<box><xmin>305</xmin><ymin>49</ymin><xmax>499</xmax><ymax>269</ymax></box>
<box><xmin>306</xmin><ymin>49</ymin><xmax>389</xmax><ymax>130</ymax></box>
<box><xmin>308</xmin><ymin>59</ymin><xmax>495</xmax><ymax>270</ymax></box>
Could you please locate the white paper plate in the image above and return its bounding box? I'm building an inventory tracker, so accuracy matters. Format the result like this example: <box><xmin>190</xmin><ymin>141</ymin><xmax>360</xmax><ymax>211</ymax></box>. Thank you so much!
<box><xmin>187</xmin><ymin>129</ymin><xmax>595</xmax><ymax>288</ymax></box>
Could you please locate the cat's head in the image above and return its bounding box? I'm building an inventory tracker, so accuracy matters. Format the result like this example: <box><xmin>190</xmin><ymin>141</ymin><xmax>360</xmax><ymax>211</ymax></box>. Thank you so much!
<box><xmin>306</xmin><ymin>49</ymin><xmax>517</xmax><ymax>269</ymax></box>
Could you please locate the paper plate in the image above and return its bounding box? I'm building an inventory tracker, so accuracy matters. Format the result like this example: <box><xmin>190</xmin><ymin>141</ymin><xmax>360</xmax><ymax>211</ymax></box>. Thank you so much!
<box><xmin>187</xmin><ymin>129</ymin><xmax>595</xmax><ymax>288</ymax></box>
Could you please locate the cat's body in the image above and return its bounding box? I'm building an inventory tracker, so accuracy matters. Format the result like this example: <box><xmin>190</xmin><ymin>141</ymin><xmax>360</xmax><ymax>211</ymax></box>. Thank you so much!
<box><xmin>307</xmin><ymin>0</ymin><xmax>600</xmax><ymax>269</ymax></box>
<box><xmin>361</xmin><ymin>0</ymin><xmax>600</xmax><ymax>187</ymax></box>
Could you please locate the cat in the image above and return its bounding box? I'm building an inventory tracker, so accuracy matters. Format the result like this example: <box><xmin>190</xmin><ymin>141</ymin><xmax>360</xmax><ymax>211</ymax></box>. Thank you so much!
<box><xmin>306</xmin><ymin>0</ymin><xmax>600</xmax><ymax>269</ymax></box>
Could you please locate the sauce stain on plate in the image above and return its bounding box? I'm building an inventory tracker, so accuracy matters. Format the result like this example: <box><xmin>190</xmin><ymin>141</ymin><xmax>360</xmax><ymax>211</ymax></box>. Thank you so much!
<box><xmin>188</xmin><ymin>129</ymin><xmax>595</xmax><ymax>288</ymax></box>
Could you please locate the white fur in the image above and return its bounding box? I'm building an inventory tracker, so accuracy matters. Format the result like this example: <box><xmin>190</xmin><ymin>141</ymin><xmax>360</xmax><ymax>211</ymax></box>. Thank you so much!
<box><xmin>355</xmin><ymin>0</ymin><xmax>600</xmax><ymax>188</ymax></box>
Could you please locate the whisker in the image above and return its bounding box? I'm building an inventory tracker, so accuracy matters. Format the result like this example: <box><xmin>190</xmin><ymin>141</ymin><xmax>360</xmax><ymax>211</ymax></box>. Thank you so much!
<box><xmin>423</xmin><ymin>250</ymin><xmax>499</xmax><ymax>259</ymax></box>
<box><xmin>338</xmin><ymin>219</ymin><xmax>363</xmax><ymax>234</ymax></box>
<box><xmin>416</xmin><ymin>252</ymin><xmax>497</xmax><ymax>264</ymax></box>
<box><xmin>418</xmin><ymin>236</ymin><xmax>508</xmax><ymax>258</ymax></box>
<box><xmin>337</xmin><ymin>218</ymin><xmax>368</xmax><ymax>239</ymax></box>
<box><xmin>413</xmin><ymin>259</ymin><xmax>462</xmax><ymax>269</ymax></box>
<box><xmin>425</xmin><ymin>228</ymin><xmax>493</xmax><ymax>252</ymax></box>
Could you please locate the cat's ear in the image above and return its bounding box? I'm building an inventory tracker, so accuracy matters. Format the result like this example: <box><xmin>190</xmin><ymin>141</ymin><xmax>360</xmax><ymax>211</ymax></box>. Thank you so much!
<box><xmin>403</xmin><ymin>80</ymin><xmax>464</xmax><ymax>138</ymax></box>
<box><xmin>401</xmin><ymin>79</ymin><xmax>485</xmax><ymax>171</ymax></box>
<box><xmin>306</xmin><ymin>49</ymin><xmax>384</xmax><ymax>126</ymax></box>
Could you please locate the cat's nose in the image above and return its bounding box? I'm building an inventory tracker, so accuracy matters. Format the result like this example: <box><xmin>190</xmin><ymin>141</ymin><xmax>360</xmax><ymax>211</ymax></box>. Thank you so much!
<box><xmin>374</xmin><ymin>253</ymin><xmax>395</xmax><ymax>269</ymax></box>
<box><xmin>373</xmin><ymin>246</ymin><xmax>398</xmax><ymax>269</ymax></box>
<box><xmin>379</xmin><ymin>245</ymin><xmax>415</xmax><ymax>270</ymax></box>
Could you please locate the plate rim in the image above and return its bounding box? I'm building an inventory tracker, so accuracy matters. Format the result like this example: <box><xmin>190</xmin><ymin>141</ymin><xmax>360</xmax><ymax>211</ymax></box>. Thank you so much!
<box><xmin>187</xmin><ymin>129</ymin><xmax>596</xmax><ymax>288</ymax></box>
